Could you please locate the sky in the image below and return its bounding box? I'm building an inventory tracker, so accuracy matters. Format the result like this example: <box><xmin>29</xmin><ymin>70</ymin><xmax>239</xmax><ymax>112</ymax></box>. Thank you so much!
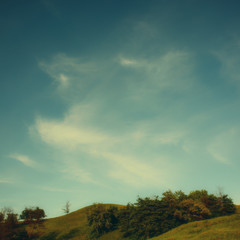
<box><xmin>1</xmin><ymin>0</ymin><xmax>240</xmax><ymax>218</ymax></box>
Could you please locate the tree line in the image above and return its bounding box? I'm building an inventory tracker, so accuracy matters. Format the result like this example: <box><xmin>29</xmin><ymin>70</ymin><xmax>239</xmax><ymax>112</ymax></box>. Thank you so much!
<box><xmin>87</xmin><ymin>189</ymin><xmax>236</xmax><ymax>239</ymax></box>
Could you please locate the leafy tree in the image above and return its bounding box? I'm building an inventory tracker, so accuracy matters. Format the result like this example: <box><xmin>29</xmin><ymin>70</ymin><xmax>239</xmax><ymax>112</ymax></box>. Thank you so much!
<box><xmin>87</xmin><ymin>204</ymin><xmax>119</xmax><ymax>238</ymax></box>
<box><xmin>119</xmin><ymin>196</ymin><xmax>180</xmax><ymax>240</ymax></box>
<box><xmin>175</xmin><ymin>199</ymin><xmax>211</xmax><ymax>222</ymax></box>
<box><xmin>218</xmin><ymin>194</ymin><xmax>236</xmax><ymax>215</ymax></box>
<box><xmin>20</xmin><ymin>207</ymin><xmax>46</xmax><ymax>239</ymax></box>
<box><xmin>0</xmin><ymin>208</ymin><xmax>18</xmax><ymax>240</ymax></box>
<box><xmin>188</xmin><ymin>190</ymin><xmax>208</xmax><ymax>201</ymax></box>
<box><xmin>20</xmin><ymin>207</ymin><xmax>46</xmax><ymax>225</ymax></box>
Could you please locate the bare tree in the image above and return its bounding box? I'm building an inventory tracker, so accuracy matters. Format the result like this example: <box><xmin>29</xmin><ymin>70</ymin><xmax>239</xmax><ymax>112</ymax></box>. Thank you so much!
<box><xmin>62</xmin><ymin>201</ymin><xmax>71</xmax><ymax>214</ymax></box>
<box><xmin>217</xmin><ymin>186</ymin><xmax>224</xmax><ymax>198</ymax></box>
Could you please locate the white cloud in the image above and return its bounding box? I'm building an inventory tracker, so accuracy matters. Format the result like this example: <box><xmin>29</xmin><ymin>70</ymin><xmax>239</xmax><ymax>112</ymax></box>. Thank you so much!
<box><xmin>119</xmin><ymin>51</ymin><xmax>195</xmax><ymax>101</ymax></box>
<box><xmin>59</xmin><ymin>73</ymin><xmax>69</xmax><ymax>87</ymax></box>
<box><xmin>9</xmin><ymin>154</ymin><xmax>36</xmax><ymax>168</ymax></box>
<box><xmin>31</xmin><ymin>103</ymin><xmax>184</xmax><ymax>187</ymax></box>
<box><xmin>34</xmin><ymin>50</ymin><xmax>195</xmax><ymax>187</ymax></box>
<box><xmin>35</xmin><ymin>117</ymin><xmax>115</xmax><ymax>150</ymax></box>
<box><xmin>119</xmin><ymin>57</ymin><xmax>137</xmax><ymax>66</ymax></box>
<box><xmin>102</xmin><ymin>152</ymin><xmax>164</xmax><ymax>187</ymax></box>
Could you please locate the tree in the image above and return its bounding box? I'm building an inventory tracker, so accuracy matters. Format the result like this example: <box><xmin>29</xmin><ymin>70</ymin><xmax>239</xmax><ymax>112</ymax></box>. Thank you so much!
<box><xmin>20</xmin><ymin>207</ymin><xmax>46</xmax><ymax>239</ymax></box>
<box><xmin>0</xmin><ymin>208</ymin><xmax>18</xmax><ymax>240</ymax></box>
<box><xmin>62</xmin><ymin>201</ymin><xmax>71</xmax><ymax>214</ymax></box>
<box><xmin>20</xmin><ymin>207</ymin><xmax>46</xmax><ymax>225</ymax></box>
<box><xmin>87</xmin><ymin>204</ymin><xmax>119</xmax><ymax>238</ymax></box>
<box><xmin>175</xmin><ymin>199</ymin><xmax>211</xmax><ymax>222</ymax></box>
<box><xmin>119</xmin><ymin>196</ymin><xmax>180</xmax><ymax>240</ymax></box>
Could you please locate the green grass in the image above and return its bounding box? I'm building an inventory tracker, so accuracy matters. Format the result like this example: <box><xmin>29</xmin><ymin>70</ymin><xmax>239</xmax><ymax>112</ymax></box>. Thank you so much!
<box><xmin>37</xmin><ymin>204</ymin><xmax>127</xmax><ymax>240</ymax></box>
<box><xmin>150</xmin><ymin>206</ymin><xmax>240</xmax><ymax>240</ymax></box>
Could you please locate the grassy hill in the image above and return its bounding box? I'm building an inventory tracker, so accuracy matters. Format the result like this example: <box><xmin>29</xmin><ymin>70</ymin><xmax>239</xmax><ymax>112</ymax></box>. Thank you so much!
<box><xmin>33</xmin><ymin>204</ymin><xmax>240</xmax><ymax>240</ymax></box>
<box><xmin>38</xmin><ymin>204</ymin><xmax>127</xmax><ymax>240</ymax></box>
<box><xmin>150</xmin><ymin>206</ymin><xmax>240</xmax><ymax>240</ymax></box>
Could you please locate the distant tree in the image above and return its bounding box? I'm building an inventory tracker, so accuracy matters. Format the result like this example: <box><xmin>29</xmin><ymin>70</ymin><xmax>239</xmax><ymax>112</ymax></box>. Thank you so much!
<box><xmin>62</xmin><ymin>201</ymin><xmax>71</xmax><ymax>214</ymax></box>
<box><xmin>20</xmin><ymin>207</ymin><xmax>46</xmax><ymax>225</ymax></box>
<box><xmin>0</xmin><ymin>208</ymin><xmax>18</xmax><ymax>240</ymax></box>
<box><xmin>20</xmin><ymin>207</ymin><xmax>46</xmax><ymax>239</ymax></box>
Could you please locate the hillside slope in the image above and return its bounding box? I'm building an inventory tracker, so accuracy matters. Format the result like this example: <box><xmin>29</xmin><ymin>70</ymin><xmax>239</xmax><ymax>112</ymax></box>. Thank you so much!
<box><xmin>37</xmin><ymin>205</ymin><xmax>240</xmax><ymax>240</ymax></box>
<box><xmin>150</xmin><ymin>206</ymin><xmax>240</xmax><ymax>240</ymax></box>
<box><xmin>38</xmin><ymin>204</ymin><xmax>127</xmax><ymax>240</ymax></box>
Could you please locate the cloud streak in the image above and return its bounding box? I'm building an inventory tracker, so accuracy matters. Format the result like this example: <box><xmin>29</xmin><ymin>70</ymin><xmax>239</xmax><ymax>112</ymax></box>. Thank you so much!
<box><xmin>9</xmin><ymin>154</ymin><xmax>37</xmax><ymax>168</ymax></box>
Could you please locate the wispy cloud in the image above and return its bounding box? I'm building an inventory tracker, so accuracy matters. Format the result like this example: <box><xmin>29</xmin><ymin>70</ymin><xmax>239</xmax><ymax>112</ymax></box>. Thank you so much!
<box><xmin>0</xmin><ymin>179</ymin><xmax>12</xmax><ymax>184</ymax></box>
<box><xmin>9</xmin><ymin>154</ymin><xmax>37</xmax><ymax>168</ymax></box>
<box><xmin>119</xmin><ymin>57</ymin><xmax>137</xmax><ymax>66</ymax></box>
<box><xmin>31</xmin><ymin>102</ymin><xmax>185</xmax><ymax>187</ymax></box>
<box><xmin>34</xmin><ymin>117</ymin><xmax>116</xmax><ymax>150</ymax></box>
<box><xmin>34</xmin><ymin>50</ymin><xmax>196</xmax><ymax>187</ymax></box>
<box><xmin>39</xmin><ymin>53</ymin><xmax>97</xmax><ymax>90</ymax></box>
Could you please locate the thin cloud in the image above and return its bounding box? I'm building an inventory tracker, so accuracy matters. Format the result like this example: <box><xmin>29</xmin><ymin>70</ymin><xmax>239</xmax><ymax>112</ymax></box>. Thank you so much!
<box><xmin>39</xmin><ymin>54</ymin><xmax>97</xmax><ymax>90</ymax></box>
<box><xmin>31</xmin><ymin>104</ymin><xmax>182</xmax><ymax>187</ymax></box>
<box><xmin>9</xmin><ymin>154</ymin><xmax>36</xmax><ymax>168</ymax></box>
<box><xmin>119</xmin><ymin>57</ymin><xmax>137</xmax><ymax>66</ymax></box>
<box><xmin>34</xmin><ymin>117</ymin><xmax>115</xmax><ymax>150</ymax></box>
<box><xmin>0</xmin><ymin>179</ymin><xmax>12</xmax><ymax>184</ymax></box>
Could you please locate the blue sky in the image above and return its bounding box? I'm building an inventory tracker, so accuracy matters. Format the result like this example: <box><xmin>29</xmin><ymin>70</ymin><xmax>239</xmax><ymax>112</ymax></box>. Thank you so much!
<box><xmin>1</xmin><ymin>0</ymin><xmax>240</xmax><ymax>217</ymax></box>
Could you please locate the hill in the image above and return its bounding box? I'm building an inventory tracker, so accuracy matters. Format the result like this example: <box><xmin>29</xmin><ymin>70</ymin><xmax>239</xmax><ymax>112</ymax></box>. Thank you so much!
<box><xmin>38</xmin><ymin>204</ymin><xmax>127</xmax><ymax>240</ymax></box>
<box><xmin>29</xmin><ymin>204</ymin><xmax>240</xmax><ymax>240</ymax></box>
<box><xmin>150</xmin><ymin>206</ymin><xmax>240</xmax><ymax>240</ymax></box>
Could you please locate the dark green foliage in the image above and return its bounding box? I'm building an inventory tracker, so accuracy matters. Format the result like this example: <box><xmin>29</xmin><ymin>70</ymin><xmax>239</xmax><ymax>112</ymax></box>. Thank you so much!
<box><xmin>119</xmin><ymin>196</ymin><xmax>180</xmax><ymax>240</ymax></box>
<box><xmin>86</xmin><ymin>191</ymin><xmax>236</xmax><ymax>240</ymax></box>
<box><xmin>174</xmin><ymin>199</ymin><xmax>211</xmax><ymax>222</ymax></box>
<box><xmin>20</xmin><ymin>207</ymin><xmax>46</xmax><ymax>239</ymax></box>
<box><xmin>87</xmin><ymin>204</ymin><xmax>119</xmax><ymax>238</ymax></box>
<box><xmin>0</xmin><ymin>208</ymin><xmax>19</xmax><ymax>240</ymax></box>
<box><xmin>20</xmin><ymin>207</ymin><xmax>46</xmax><ymax>224</ymax></box>
<box><xmin>219</xmin><ymin>194</ymin><xmax>236</xmax><ymax>215</ymax></box>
